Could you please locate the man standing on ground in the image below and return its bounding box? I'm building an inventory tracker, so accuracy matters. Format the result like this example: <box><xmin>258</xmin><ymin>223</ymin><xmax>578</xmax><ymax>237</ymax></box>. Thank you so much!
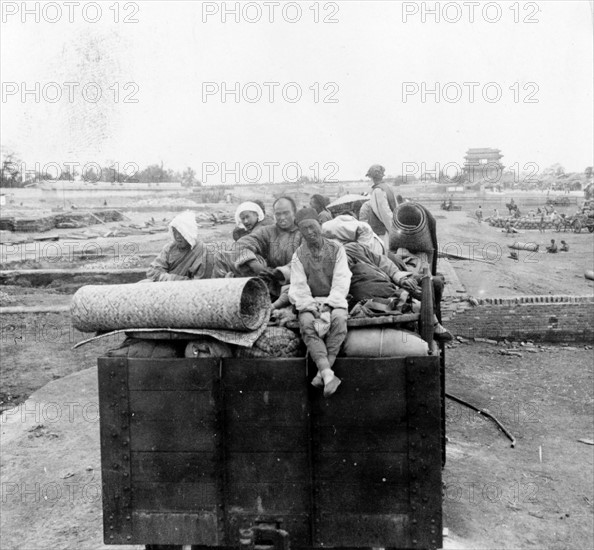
<box><xmin>475</xmin><ymin>205</ymin><xmax>483</xmax><ymax>224</ymax></box>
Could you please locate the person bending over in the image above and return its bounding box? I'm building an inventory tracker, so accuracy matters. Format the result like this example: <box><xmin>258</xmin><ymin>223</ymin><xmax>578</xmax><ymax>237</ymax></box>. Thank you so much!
<box><xmin>235</xmin><ymin>196</ymin><xmax>303</xmax><ymax>308</ymax></box>
<box><xmin>546</xmin><ymin>239</ymin><xmax>558</xmax><ymax>253</ymax></box>
<box><xmin>235</xmin><ymin>197</ymin><xmax>302</xmax><ymax>280</ymax></box>
<box><xmin>288</xmin><ymin>208</ymin><xmax>351</xmax><ymax>397</ymax></box>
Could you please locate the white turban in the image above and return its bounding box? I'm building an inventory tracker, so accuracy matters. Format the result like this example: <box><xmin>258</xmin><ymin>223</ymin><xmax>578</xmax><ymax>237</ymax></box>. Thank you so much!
<box><xmin>235</xmin><ymin>201</ymin><xmax>265</xmax><ymax>228</ymax></box>
<box><xmin>169</xmin><ymin>211</ymin><xmax>199</xmax><ymax>249</ymax></box>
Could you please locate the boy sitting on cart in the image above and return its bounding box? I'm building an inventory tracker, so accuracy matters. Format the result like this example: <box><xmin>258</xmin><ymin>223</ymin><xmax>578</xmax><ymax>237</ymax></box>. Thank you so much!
<box><xmin>288</xmin><ymin>208</ymin><xmax>351</xmax><ymax>397</ymax></box>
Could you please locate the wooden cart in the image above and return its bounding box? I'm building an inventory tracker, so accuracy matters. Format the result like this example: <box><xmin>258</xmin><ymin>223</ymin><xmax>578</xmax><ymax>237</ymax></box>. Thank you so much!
<box><xmin>97</xmin><ymin>270</ymin><xmax>444</xmax><ymax>549</ymax></box>
<box><xmin>97</xmin><ymin>351</ymin><xmax>443</xmax><ymax>550</ymax></box>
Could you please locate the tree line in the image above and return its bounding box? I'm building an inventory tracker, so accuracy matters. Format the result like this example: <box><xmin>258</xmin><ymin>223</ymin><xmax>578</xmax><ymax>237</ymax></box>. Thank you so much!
<box><xmin>0</xmin><ymin>151</ymin><xmax>201</xmax><ymax>188</ymax></box>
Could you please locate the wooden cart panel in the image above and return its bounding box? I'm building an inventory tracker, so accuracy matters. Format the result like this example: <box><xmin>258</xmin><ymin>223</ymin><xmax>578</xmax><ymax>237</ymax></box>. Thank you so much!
<box><xmin>98</xmin><ymin>356</ymin><xmax>442</xmax><ymax>548</ymax></box>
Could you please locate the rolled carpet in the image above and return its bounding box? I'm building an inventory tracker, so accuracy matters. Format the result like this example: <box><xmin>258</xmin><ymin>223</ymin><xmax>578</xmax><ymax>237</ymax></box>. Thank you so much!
<box><xmin>71</xmin><ymin>277</ymin><xmax>270</xmax><ymax>332</ymax></box>
<box><xmin>508</xmin><ymin>242</ymin><xmax>539</xmax><ymax>252</ymax></box>
<box><xmin>389</xmin><ymin>202</ymin><xmax>435</xmax><ymax>255</ymax></box>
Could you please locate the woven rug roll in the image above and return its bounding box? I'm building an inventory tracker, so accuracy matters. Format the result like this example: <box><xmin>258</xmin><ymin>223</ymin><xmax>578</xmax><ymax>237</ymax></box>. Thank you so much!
<box><xmin>508</xmin><ymin>242</ymin><xmax>539</xmax><ymax>252</ymax></box>
<box><xmin>71</xmin><ymin>277</ymin><xmax>270</xmax><ymax>332</ymax></box>
<box><xmin>389</xmin><ymin>202</ymin><xmax>434</xmax><ymax>254</ymax></box>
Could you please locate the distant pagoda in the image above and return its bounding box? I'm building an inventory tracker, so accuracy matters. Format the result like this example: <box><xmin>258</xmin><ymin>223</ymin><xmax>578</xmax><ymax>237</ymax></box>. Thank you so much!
<box><xmin>463</xmin><ymin>148</ymin><xmax>504</xmax><ymax>183</ymax></box>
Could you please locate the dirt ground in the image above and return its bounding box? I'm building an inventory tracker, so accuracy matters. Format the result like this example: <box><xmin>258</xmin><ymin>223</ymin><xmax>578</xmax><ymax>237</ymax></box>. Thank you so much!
<box><xmin>1</xmin><ymin>196</ymin><xmax>593</xmax><ymax>549</ymax></box>
<box><xmin>434</xmin><ymin>210</ymin><xmax>594</xmax><ymax>298</ymax></box>
<box><xmin>443</xmin><ymin>342</ymin><xmax>593</xmax><ymax>550</ymax></box>
<box><xmin>2</xmin><ymin>331</ymin><xmax>592</xmax><ymax>550</ymax></box>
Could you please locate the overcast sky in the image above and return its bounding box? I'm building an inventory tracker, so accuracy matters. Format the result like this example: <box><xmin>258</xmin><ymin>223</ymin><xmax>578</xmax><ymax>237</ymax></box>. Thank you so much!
<box><xmin>1</xmin><ymin>0</ymin><xmax>593</xmax><ymax>184</ymax></box>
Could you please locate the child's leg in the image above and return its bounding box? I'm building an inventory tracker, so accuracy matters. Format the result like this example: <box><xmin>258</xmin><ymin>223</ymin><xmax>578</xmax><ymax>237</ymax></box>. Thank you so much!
<box><xmin>316</xmin><ymin>308</ymin><xmax>347</xmax><ymax>396</ymax></box>
<box><xmin>325</xmin><ymin>308</ymin><xmax>348</xmax><ymax>368</ymax></box>
<box><xmin>299</xmin><ymin>311</ymin><xmax>331</xmax><ymax>383</ymax></box>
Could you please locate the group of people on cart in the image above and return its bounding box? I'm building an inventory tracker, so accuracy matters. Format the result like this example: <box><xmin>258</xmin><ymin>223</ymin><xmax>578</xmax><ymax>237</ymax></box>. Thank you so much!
<box><xmin>146</xmin><ymin>164</ymin><xmax>452</xmax><ymax>396</ymax></box>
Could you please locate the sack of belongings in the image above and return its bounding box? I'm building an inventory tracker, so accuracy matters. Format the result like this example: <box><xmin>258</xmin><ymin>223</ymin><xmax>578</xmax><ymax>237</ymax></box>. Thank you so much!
<box><xmin>235</xmin><ymin>326</ymin><xmax>304</xmax><ymax>358</ymax></box>
<box><xmin>107</xmin><ymin>337</ymin><xmax>181</xmax><ymax>358</ymax></box>
<box><xmin>342</xmin><ymin>327</ymin><xmax>428</xmax><ymax>357</ymax></box>
<box><xmin>184</xmin><ymin>337</ymin><xmax>234</xmax><ymax>358</ymax></box>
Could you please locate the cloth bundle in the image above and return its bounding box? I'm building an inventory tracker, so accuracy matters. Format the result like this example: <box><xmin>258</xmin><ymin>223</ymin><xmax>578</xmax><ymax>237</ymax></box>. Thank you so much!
<box><xmin>313</xmin><ymin>311</ymin><xmax>331</xmax><ymax>337</ymax></box>
<box><xmin>107</xmin><ymin>338</ymin><xmax>181</xmax><ymax>358</ymax></box>
<box><xmin>234</xmin><ymin>326</ymin><xmax>304</xmax><ymax>358</ymax></box>
<box><xmin>322</xmin><ymin>215</ymin><xmax>385</xmax><ymax>256</ymax></box>
<box><xmin>341</xmin><ymin>327</ymin><xmax>428</xmax><ymax>357</ymax></box>
<box><xmin>71</xmin><ymin>277</ymin><xmax>270</xmax><ymax>333</ymax></box>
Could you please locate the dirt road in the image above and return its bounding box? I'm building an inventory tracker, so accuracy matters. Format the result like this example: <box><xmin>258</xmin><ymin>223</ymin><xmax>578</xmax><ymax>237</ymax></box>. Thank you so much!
<box><xmin>1</xmin><ymin>198</ymin><xmax>593</xmax><ymax>549</ymax></box>
<box><xmin>2</xmin><ymin>332</ymin><xmax>592</xmax><ymax>549</ymax></box>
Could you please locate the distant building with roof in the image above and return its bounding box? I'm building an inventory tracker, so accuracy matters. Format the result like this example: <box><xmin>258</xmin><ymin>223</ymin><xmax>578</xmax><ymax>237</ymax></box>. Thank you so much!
<box><xmin>463</xmin><ymin>148</ymin><xmax>504</xmax><ymax>183</ymax></box>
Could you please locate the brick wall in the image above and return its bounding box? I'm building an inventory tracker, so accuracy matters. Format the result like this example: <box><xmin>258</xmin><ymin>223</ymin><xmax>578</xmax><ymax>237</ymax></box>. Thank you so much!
<box><xmin>444</xmin><ymin>295</ymin><xmax>594</xmax><ymax>342</ymax></box>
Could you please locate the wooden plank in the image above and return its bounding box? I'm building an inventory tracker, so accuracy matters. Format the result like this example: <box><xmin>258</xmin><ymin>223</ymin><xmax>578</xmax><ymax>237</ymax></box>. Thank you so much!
<box><xmin>227</xmin><ymin>425</ymin><xmax>308</xmax><ymax>452</ymax></box>
<box><xmin>132</xmin><ymin>511</ymin><xmax>219</xmax><ymax>545</ymax></box>
<box><xmin>128</xmin><ymin>358</ymin><xmax>218</xmax><ymax>390</ymax></box>
<box><xmin>331</xmin><ymin>357</ymin><xmax>408</xmax><ymax>390</ymax></box>
<box><xmin>226</xmin><ymin>453</ymin><xmax>309</xmax><ymax>484</ymax></box>
<box><xmin>129</xmin><ymin>390</ymin><xmax>215</xmax><ymax>420</ymax></box>
<box><xmin>97</xmin><ymin>357</ymin><xmax>132</xmax><ymax>544</ymax></box>
<box><xmin>406</xmin><ymin>355</ymin><xmax>443</xmax><ymax>550</ymax></box>
<box><xmin>313</xmin><ymin>390</ymin><xmax>407</xmax><ymax>425</ymax></box>
<box><xmin>347</xmin><ymin>313</ymin><xmax>419</xmax><ymax>327</ymax></box>
<box><xmin>223</xmin><ymin>358</ymin><xmax>306</xmax><ymax>390</ymax></box>
<box><xmin>129</xmin><ymin>391</ymin><xmax>217</xmax><ymax>452</ymax></box>
<box><xmin>225</xmin><ymin>482</ymin><xmax>311</xmax><ymax>513</ymax></box>
<box><xmin>131</xmin><ymin>452</ymin><xmax>216</xmax><ymax>483</ymax></box>
<box><xmin>316</xmin><ymin>483</ymin><xmax>409</xmax><ymax>514</ymax></box>
<box><xmin>226</xmin><ymin>390</ymin><xmax>307</xmax><ymax>425</ymax></box>
<box><xmin>315</xmin><ymin>513</ymin><xmax>409</xmax><ymax>547</ymax></box>
<box><xmin>314</xmin><ymin>452</ymin><xmax>407</xmax><ymax>483</ymax></box>
<box><xmin>133</xmin><ymin>482</ymin><xmax>218</xmax><ymax>511</ymax></box>
<box><xmin>130</xmin><ymin>422</ymin><xmax>215</xmax><ymax>452</ymax></box>
<box><xmin>314</xmin><ymin>425</ymin><xmax>408</xmax><ymax>453</ymax></box>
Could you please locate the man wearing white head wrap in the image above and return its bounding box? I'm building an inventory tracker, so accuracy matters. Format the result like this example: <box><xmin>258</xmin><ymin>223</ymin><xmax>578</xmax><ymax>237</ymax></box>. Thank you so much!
<box><xmin>235</xmin><ymin>201</ymin><xmax>264</xmax><ymax>228</ymax></box>
<box><xmin>232</xmin><ymin>200</ymin><xmax>272</xmax><ymax>241</ymax></box>
<box><xmin>146</xmin><ymin>211</ymin><xmax>217</xmax><ymax>281</ymax></box>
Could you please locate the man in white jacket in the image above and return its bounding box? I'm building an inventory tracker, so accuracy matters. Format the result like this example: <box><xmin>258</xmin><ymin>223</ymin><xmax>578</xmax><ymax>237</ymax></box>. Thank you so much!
<box><xmin>288</xmin><ymin>208</ymin><xmax>351</xmax><ymax>397</ymax></box>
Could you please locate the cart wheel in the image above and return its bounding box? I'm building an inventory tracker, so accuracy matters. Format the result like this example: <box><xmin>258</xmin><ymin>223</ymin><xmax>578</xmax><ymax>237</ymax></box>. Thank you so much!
<box><xmin>573</xmin><ymin>221</ymin><xmax>582</xmax><ymax>233</ymax></box>
<box><xmin>588</xmin><ymin>225</ymin><xmax>594</xmax><ymax>233</ymax></box>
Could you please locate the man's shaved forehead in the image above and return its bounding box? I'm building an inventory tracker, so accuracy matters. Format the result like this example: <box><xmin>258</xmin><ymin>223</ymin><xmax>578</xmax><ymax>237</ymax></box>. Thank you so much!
<box><xmin>273</xmin><ymin>196</ymin><xmax>297</xmax><ymax>212</ymax></box>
